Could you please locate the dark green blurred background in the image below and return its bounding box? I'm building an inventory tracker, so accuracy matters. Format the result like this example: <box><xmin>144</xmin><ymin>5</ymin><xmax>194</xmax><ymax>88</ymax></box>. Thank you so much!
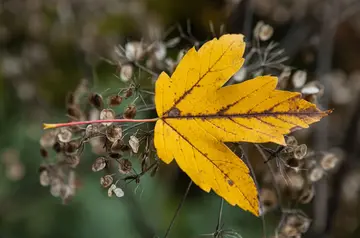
<box><xmin>1</xmin><ymin>0</ymin><xmax>360</xmax><ymax>238</ymax></box>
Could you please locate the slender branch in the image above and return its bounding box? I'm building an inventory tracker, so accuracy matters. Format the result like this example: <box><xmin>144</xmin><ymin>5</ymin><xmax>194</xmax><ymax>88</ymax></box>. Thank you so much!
<box><xmin>216</xmin><ymin>198</ymin><xmax>224</xmax><ymax>232</ymax></box>
<box><xmin>241</xmin><ymin>145</ymin><xmax>267</xmax><ymax>238</ymax></box>
<box><xmin>163</xmin><ymin>180</ymin><xmax>193</xmax><ymax>238</ymax></box>
<box><xmin>255</xmin><ymin>144</ymin><xmax>284</xmax><ymax>212</ymax></box>
<box><xmin>43</xmin><ymin>118</ymin><xmax>158</xmax><ymax>129</ymax></box>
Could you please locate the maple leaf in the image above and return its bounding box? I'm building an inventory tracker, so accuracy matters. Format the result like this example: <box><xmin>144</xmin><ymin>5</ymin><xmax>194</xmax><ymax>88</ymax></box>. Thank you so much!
<box><xmin>154</xmin><ymin>34</ymin><xmax>330</xmax><ymax>216</ymax></box>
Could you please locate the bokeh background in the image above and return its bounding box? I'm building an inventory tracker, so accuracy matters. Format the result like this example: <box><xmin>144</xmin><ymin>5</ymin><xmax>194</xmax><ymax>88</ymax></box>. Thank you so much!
<box><xmin>1</xmin><ymin>0</ymin><xmax>360</xmax><ymax>237</ymax></box>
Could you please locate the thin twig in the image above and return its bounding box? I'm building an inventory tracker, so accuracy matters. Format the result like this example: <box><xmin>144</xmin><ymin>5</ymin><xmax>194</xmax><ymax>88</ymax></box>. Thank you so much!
<box><xmin>216</xmin><ymin>198</ymin><xmax>224</xmax><ymax>232</ymax></box>
<box><xmin>163</xmin><ymin>180</ymin><xmax>193</xmax><ymax>238</ymax></box>
<box><xmin>255</xmin><ymin>144</ymin><xmax>284</xmax><ymax>212</ymax></box>
<box><xmin>241</xmin><ymin>145</ymin><xmax>267</xmax><ymax>238</ymax></box>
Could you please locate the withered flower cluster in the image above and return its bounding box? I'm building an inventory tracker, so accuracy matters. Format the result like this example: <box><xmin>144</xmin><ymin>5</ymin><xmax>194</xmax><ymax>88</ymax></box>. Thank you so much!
<box><xmin>39</xmin><ymin>77</ymin><xmax>159</xmax><ymax>203</ymax></box>
<box><xmin>260</xmin><ymin>135</ymin><xmax>342</xmax><ymax>237</ymax></box>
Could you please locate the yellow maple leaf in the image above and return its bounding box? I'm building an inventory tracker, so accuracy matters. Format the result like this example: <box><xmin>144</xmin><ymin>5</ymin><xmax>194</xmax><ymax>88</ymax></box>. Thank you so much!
<box><xmin>154</xmin><ymin>34</ymin><xmax>329</xmax><ymax>216</ymax></box>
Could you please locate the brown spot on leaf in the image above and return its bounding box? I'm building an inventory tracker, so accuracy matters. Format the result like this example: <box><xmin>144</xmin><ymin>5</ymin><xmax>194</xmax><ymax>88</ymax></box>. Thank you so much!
<box><xmin>227</xmin><ymin>179</ymin><xmax>234</xmax><ymax>186</ymax></box>
<box><xmin>168</xmin><ymin>107</ymin><xmax>181</xmax><ymax>117</ymax></box>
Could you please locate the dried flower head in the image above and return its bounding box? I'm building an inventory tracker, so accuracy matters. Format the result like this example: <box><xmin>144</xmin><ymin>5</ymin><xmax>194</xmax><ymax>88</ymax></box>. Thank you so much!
<box><xmin>294</xmin><ymin>144</ymin><xmax>307</xmax><ymax>160</ymax></box>
<box><xmin>129</xmin><ymin>135</ymin><xmax>140</xmax><ymax>153</ymax></box>
<box><xmin>125</xmin><ymin>41</ymin><xmax>144</xmax><ymax>61</ymax></box>
<box><xmin>286</xmin><ymin>136</ymin><xmax>298</xmax><ymax>147</ymax></box>
<box><xmin>64</xmin><ymin>155</ymin><xmax>80</xmax><ymax>168</ymax></box>
<box><xmin>259</xmin><ymin>188</ymin><xmax>278</xmax><ymax>213</ymax></box>
<box><xmin>100</xmin><ymin>175</ymin><xmax>113</xmax><ymax>188</ymax></box>
<box><xmin>40</xmin><ymin>130</ymin><xmax>58</xmax><ymax>148</ymax></box>
<box><xmin>292</xmin><ymin>70</ymin><xmax>307</xmax><ymax>88</ymax></box>
<box><xmin>120</xmin><ymin>64</ymin><xmax>133</xmax><ymax>82</ymax></box>
<box><xmin>301</xmin><ymin>81</ymin><xmax>324</xmax><ymax>96</ymax></box>
<box><xmin>118</xmin><ymin>159</ymin><xmax>132</xmax><ymax>174</ymax></box>
<box><xmin>57</xmin><ymin>128</ymin><xmax>72</xmax><ymax>143</ymax></box>
<box><xmin>39</xmin><ymin>169</ymin><xmax>51</xmax><ymax>186</ymax></box>
<box><xmin>299</xmin><ymin>185</ymin><xmax>315</xmax><ymax>204</ymax></box>
<box><xmin>40</xmin><ymin>147</ymin><xmax>48</xmax><ymax>158</ymax></box>
<box><xmin>124</xmin><ymin>88</ymin><xmax>133</xmax><ymax>98</ymax></box>
<box><xmin>123</xmin><ymin>105</ymin><xmax>137</xmax><ymax>119</ymax></box>
<box><xmin>100</xmin><ymin>109</ymin><xmax>115</xmax><ymax>126</ymax></box>
<box><xmin>85</xmin><ymin>124</ymin><xmax>101</xmax><ymax>137</ymax></box>
<box><xmin>108</xmin><ymin>95</ymin><xmax>123</xmax><ymax>107</ymax></box>
<box><xmin>320</xmin><ymin>152</ymin><xmax>340</xmax><ymax>171</ymax></box>
<box><xmin>258</xmin><ymin>24</ymin><xmax>274</xmax><ymax>41</ymax></box>
<box><xmin>88</xmin><ymin>93</ymin><xmax>104</xmax><ymax>110</ymax></box>
<box><xmin>92</xmin><ymin>157</ymin><xmax>107</xmax><ymax>172</ymax></box>
<box><xmin>308</xmin><ymin>166</ymin><xmax>324</xmax><ymax>182</ymax></box>
<box><xmin>106</xmin><ymin>125</ymin><xmax>123</xmax><ymax>143</ymax></box>
<box><xmin>153</xmin><ymin>42</ymin><xmax>167</xmax><ymax>61</ymax></box>
<box><xmin>114</xmin><ymin>187</ymin><xmax>124</xmax><ymax>198</ymax></box>
<box><xmin>64</xmin><ymin>140</ymin><xmax>80</xmax><ymax>155</ymax></box>
<box><xmin>233</xmin><ymin>67</ymin><xmax>247</xmax><ymax>82</ymax></box>
<box><xmin>67</xmin><ymin>106</ymin><xmax>83</xmax><ymax>120</ymax></box>
<box><xmin>108</xmin><ymin>184</ymin><xmax>117</xmax><ymax>197</ymax></box>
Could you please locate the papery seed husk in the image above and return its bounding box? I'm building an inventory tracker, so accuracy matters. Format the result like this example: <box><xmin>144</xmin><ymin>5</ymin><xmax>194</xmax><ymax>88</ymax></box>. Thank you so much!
<box><xmin>92</xmin><ymin>156</ymin><xmax>107</xmax><ymax>172</ymax></box>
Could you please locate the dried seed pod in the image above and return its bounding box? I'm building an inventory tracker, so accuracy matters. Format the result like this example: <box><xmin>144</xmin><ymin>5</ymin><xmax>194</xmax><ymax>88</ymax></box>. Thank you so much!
<box><xmin>233</xmin><ymin>67</ymin><xmax>247</xmax><ymax>82</ymax></box>
<box><xmin>100</xmin><ymin>109</ymin><xmax>115</xmax><ymax>126</ymax></box>
<box><xmin>279</xmin><ymin>66</ymin><xmax>292</xmax><ymax>83</ymax></box>
<box><xmin>106</xmin><ymin>125</ymin><xmax>122</xmax><ymax>142</ymax></box>
<box><xmin>118</xmin><ymin>159</ymin><xmax>132</xmax><ymax>174</ymax></box>
<box><xmin>50</xmin><ymin>179</ymin><xmax>62</xmax><ymax>197</ymax></box>
<box><xmin>64</xmin><ymin>140</ymin><xmax>79</xmax><ymax>155</ymax></box>
<box><xmin>280</xmin><ymin>224</ymin><xmax>299</xmax><ymax>237</ymax></box>
<box><xmin>286</xmin><ymin>136</ymin><xmax>298</xmax><ymax>147</ymax></box>
<box><xmin>294</xmin><ymin>144</ymin><xmax>307</xmax><ymax>160</ymax></box>
<box><xmin>279</xmin><ymin>146</ymin><xmax>295</xmax><ymax>160</ymax></box>
<box><xmin>120</xmin><ymin>64</ymin><xmax>133</xmax><ymax>82</ymax></box>
<box><xmin>124</xmin><ymin>88</ymin><xmax>133</xmax><ymax>98</ymax></box>
<box><xmin>39</xmin><ymin>170</ymin><xmax>50</xmax><ymax>186</ymax></box>
<box><xmin>286</xmin><ymin>158</ymin><xmax>301</xmax><ymax>169</ymax></box>
<box><xmin>111</xmin><ymin>139</ymin><xmax>126</xmax><ymax>153</ymax></box>
<box><xmin>89</xmin><ymin>93</ymin><xmax>104</xmax><ymax>110</ymax></box>
<box><xmin>100</xmin><ymin>175</ymin><xmax>113</xmax><ymax>188</ymax></box>
<box><xmin>259</xmin><ymin>188</ymin><xmax>278</xmax><ymax>213</ymax></box>
<box><xmin>92</xmin><ymin>156</ymin><xmax>107</xmax><ymax>172</ymax></box>
<box><xmin>40</xmin><ymin>147</ymin><xmax>48</xmax><ymax>158</ymax></box>
<box><xmin>108</xmin><ymin>184</ymin><xmax>116</xmax><ymax>197</ymax></box>
<box><xmin>66</xmin><ymin>92</ymin><xmax>75</xmax><ymax>106</ymax></box>
<box><xmin>57</xmin><ymin>128</ymin><xmax>72</xmax><ymax>143</ymax></box>
<box><xmin>253</xmin><ymin>21</ymin><xmax>264</xmax><ymax>38</ymax></box>
<box><xmin>301</xmin><ymin>81</ymin><xmax>324</xmax><ymax>96</ymax></box>
<box><xmin>40</xmin><ymin>130</ymin><xmax>58</xmax><ymax>148</ymax></box>
<box><xmin>109</xmin><ymin>153</ymin><xmax>121</xmax><ymax>159</ymax></box>
<box><xmin>85</xmin><ymin>124</ymin><xmax>101</xmax><ymax>137</ymax></box>
<box><xmin>308</xmin><ymin>166</ymin><xmax>324</xmax><ymax>182</ymax></box>
<box><xmin>125</xmin><ymin>41</ymin><xmax>144</xmax><ymax>61</ymax></box>
<box><xmin>64</xmin><ymin>155</ymin><xmax>80</xmax><ymax>168</ymax></box>
<box><xmin>292</xmin><ymin>70</ymin><xmax>307</xmax><ymax>88</ymax></box>
<box><xmin>129</xmin><ymin>135</ymin><xmax>140</xmax><ymax>153</ymax></box>
<box><xmin>320</xmin><ymin>152</ymin><xmax>340</xmax><ymax>171</ymax></box>
<box><xmin>123</xmin><ymin>105</ymin><xmax>136</xmax><ymax>119</ymax></box>
<box><xmin>67</xmin><ymin>106</ymin><xmax>83</xmax><ymax>120</ymax></box>
<box><xmin>287</xmin><ymin>172</ymin><xmax>305</xmax><ymax>191</ymax></box>
<box><xmin>114</xmin><ymin>187</ymin><xmax>124</xmax><ymax>198</ymax></box>
<box><xmin>153</xmin><ymin>42</ymin><xmax>167</xmax><ymax>61</ymax></box>
<box><xmin>108</xmin><ymin>95</ymin><xmax>123</xmax><ymax>107</ymax></box>
<box><xmin>52</xmin><ymin>141</ymin><xmax>62</xmax><ymax>153</ymax></box>
<box><xmin>299</xmin><ymin>185</ymin><xmax>315</xmax><ymax>204</ymax></box>
<box><xmin>258</xmin><ymin>24</ymin><xmax>274</xmax><ymax>41</ymax></box>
